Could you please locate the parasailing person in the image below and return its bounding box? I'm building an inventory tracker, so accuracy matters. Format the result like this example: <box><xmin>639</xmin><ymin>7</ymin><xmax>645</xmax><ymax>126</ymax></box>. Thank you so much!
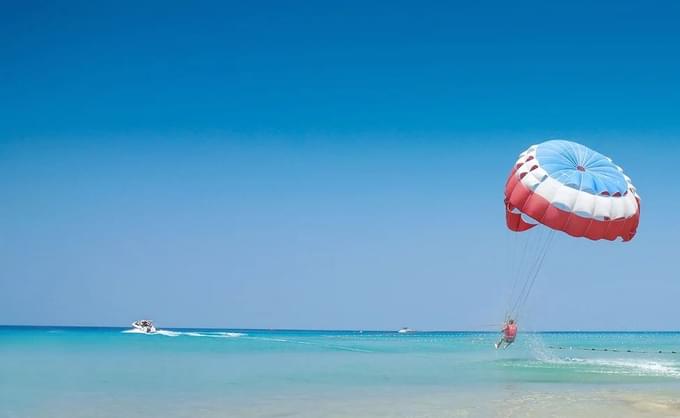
<box><xmin>495</xmin><ymin>319</ymin><xmax>518</xmax><ymax>349</ymax></box>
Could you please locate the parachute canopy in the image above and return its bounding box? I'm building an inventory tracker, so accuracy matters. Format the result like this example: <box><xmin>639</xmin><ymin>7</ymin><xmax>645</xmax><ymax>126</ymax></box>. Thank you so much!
<box><xmin>505</xmin><ymin>140</ymin><xmax>640</xmax><ymax>241</ymax></box>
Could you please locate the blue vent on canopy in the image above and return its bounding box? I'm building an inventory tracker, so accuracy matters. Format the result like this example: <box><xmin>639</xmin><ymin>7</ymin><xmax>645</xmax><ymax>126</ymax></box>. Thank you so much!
<box><xmin>535</xmin><ymin>140</ymin><xmax>629</xmax><ymax>196</ymax></box>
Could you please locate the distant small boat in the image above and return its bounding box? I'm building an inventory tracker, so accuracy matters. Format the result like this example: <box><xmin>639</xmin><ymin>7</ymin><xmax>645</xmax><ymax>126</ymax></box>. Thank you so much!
<box><xmin>132</xmin><ymin>320</ymin><xmax>157</xmax><ymax>334</ymax></box>
<box><xmin>398</xmin><ymin>327</ymin><xmax>415</xmax><ymax>334</ymax></box>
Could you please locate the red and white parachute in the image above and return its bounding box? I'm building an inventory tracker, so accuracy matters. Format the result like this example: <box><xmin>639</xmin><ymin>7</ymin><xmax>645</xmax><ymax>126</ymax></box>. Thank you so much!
<box><xmin>505</xmin><ymin>140</ymin><xmax>640</xmax><ymax>241</ymax></box>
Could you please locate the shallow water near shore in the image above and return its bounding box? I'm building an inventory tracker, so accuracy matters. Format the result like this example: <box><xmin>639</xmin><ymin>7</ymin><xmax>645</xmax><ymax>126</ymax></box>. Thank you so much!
<box><xmin>2</xmin><ymin>327</ymin><xmax>680</xmax><ymax>417</ymax></box>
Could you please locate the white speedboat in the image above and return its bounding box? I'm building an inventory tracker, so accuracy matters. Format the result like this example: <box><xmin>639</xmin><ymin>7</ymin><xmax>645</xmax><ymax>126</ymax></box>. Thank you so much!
<box><xmin>398</xmin><ymin>327</ymin><xmax>415</xmax><ymax>334</ymax></box>
<box><xmin>132</xmin><ymin>320</ymin><xmax>157</xmax><ymax>334</ymax></box>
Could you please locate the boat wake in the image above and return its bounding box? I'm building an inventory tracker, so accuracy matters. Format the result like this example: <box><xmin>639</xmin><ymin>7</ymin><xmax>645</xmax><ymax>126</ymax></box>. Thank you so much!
<box><xmin>184</xmin><ymin>331</ymin><xmax>246</xmax><ymax>338</ymax></box>
<box><xmin>122</xmin><ymin>329</ymin><xmax>246</xmax><ymax>338</ymax></box>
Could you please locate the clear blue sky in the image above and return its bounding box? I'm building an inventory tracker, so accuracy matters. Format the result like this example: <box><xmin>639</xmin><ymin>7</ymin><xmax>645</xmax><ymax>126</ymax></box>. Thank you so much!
<box><xmin>2</xmin><ymin>1</ymin><xmax>679</xmax><ymax>330</ymax></box>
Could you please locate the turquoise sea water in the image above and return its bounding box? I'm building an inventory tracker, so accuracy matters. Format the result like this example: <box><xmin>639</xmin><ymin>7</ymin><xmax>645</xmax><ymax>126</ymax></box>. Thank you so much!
<box><xmin>2</xmin><ymin>327</ymin><xmax>680</xmax><ymax>417</ymax></box>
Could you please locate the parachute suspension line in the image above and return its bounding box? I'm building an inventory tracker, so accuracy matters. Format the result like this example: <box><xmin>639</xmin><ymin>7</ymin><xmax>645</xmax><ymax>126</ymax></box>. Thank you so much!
<box><xmin>505</xmin><ymin>229</ymin><xmax>530</xmax><ymax>318</ymax></box>
<box><xmin>503</xmin><ymin>229</ymin><xmax>514</xmax><ymax>318</ymax></box>
<box><xmin>510</xmin><ymin>229</ymin><xmax>555</xmax><ymax>320</ymax></box>
<box><xmin>508</xmin><ymin>231</ymin><xmax>545</xmax><ymax>318</ymax></box>
<box><xmin>505</xmin><ymin>226</ymin><xmax>545</xmax><ymax>319</ymax></box>
<box><xmin>505</xmin><ymin>229</ymin><xmax>535</xmax><ymax>319</ymax></box>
